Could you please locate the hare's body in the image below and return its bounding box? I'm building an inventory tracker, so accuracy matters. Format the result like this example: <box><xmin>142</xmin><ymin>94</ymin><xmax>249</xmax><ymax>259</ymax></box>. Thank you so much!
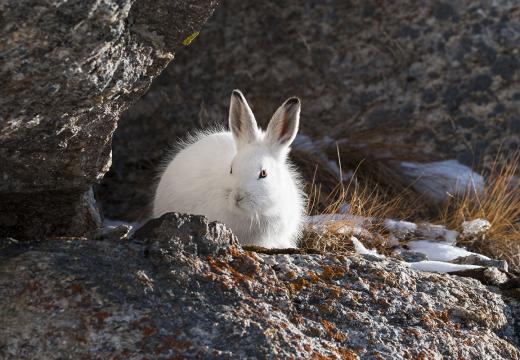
<box><xmin>153</xmin><ymin>90</ymin><xmax>305</xmax><ymax>248</ymax></box>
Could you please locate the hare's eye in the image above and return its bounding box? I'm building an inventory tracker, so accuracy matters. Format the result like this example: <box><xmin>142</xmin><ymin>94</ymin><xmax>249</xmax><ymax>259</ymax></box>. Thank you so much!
<box><xmin>230</xmin><ymin>166</ymin><xmax>233</xmax><ymax>175</ymax></box>
<box><xmin>259</xmin><ymin>169</ymin><xmax>267</xmax><ymax>179</ymax></box>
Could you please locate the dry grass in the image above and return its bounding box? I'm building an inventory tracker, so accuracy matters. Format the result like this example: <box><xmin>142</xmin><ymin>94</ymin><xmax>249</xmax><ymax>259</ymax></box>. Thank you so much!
<box><xmin>291</xmin><ymin>126</ymin><xmax>433</xmax><ymax>214</ymax></box>
<box><xmin>297</xmin><ymin>142</ymin><xmax>520</xmax><ymax>272</ymax></box>
<box><xmin>306</xmin><ymin>176</ymin><xmax>419</xmax><ymax>222</ymax></box>
<box><xmin>299</xmin><ymin>155</ymin><xmax>425</xmax><ymax>254</ymax></box>
<box><xmin>293</xmin><ymin>140</ymin><xmax>429</xmax><ymax>219</ymax></box>
<box><xmin>438</xmin><ymin>151</ymin><xmax>520</xmax><ymax>272</ymax></box>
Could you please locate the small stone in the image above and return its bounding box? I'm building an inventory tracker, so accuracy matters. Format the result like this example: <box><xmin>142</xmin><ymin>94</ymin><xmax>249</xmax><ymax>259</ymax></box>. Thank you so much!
<box><xmin>452</xmin><ymin>254</ymin><xmax>508</xmax><ymax>272</ymax></box>
<box><xmin>461</xmin><ymin>219</ymin><xmax>491</xmax><ymax>236</ymax></box>
<box><xmin>400</xmin><ymin>250</ymin><xmax>429</xmax><ymax>262</ymax></box>
<box><xmin>133</xmin><ymin>212</ymin><xmax>238</xmax><ymax>257</ymax></box>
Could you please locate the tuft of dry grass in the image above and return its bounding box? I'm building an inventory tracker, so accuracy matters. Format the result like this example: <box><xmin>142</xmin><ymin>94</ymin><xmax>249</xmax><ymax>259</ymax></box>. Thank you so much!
<box><xmin>439</xmin><ymin>150</ymin><xmax>520</xmax><ymax>272</ymax></box>
<box><xmin>306</xmin><ymin>178</ymin><xmax>420</xmax><ymax>223</ymax></box>
<box><xmin>300</xmin><ymin>156</ymin><xmax>425</xmax><ymax>254</ymax></box>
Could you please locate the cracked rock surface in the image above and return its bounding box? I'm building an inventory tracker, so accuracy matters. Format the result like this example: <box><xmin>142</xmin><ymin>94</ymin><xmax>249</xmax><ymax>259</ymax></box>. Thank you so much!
<box><xmin>1</xmin><ymin>214</ymin><xmax>518</xmax><ymax>359</ymax></box>
<box><xmin>0</xmin><ymin>0</ymin><xmax>219</xmax><ymax>238</ymax></box>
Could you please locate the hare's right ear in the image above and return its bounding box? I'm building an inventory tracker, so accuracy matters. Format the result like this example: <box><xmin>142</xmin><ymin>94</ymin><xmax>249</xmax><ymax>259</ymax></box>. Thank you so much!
<box><xmin>229</xmin><ymin>90</ymin><xmax>259</xmax><ymax>148</ymax></box>
<box><xmin>265</xmin><ymin>97</ymin><xmax>300</xmax><ymax>152</ymax></box>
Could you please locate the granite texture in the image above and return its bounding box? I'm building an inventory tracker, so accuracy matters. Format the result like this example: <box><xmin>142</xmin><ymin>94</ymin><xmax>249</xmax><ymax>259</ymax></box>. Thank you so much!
<box><xmin>0</xmin><ymin>213</ymin><xmax>518</xmax><ymax>359</ymax></box>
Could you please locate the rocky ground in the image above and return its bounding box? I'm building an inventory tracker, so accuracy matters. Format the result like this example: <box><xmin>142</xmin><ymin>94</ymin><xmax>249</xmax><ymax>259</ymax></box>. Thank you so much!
<box><xmin>1</xmin><ymin>0</ymin><xmax>520</xmax><ymax>358</ymax></box>
<box><xmin>1</xmin><ymin>214</ymin><xmax>519</xmax><ymax>359</ymax></box>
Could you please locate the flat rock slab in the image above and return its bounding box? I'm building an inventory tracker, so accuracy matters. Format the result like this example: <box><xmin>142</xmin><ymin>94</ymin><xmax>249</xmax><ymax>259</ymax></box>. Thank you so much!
<box><xmin>0</xmin><ymin>213</ymin><xmax>518</xmax><ymax>359</ymax></box>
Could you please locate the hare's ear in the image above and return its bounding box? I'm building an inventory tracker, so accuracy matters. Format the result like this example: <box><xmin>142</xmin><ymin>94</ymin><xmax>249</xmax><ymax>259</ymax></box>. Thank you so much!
<box><xmin>229</xmin><ymin>90</ymin><xmax>259</xmax><ymax>148</ymax></box>
<box><xmin>265</xmin><ymin>97</ymin><xmax>300</xmax><ymax>151</ymax></box>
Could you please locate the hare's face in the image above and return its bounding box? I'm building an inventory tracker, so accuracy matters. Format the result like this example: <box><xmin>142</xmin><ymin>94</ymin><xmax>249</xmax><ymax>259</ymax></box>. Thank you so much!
<box><xmin>228</xmin><ymin>143</ymin><xmax>282</xmax><ymax>215</ymax></box>
<box><xmin>227</xmin><ymin>89</ymin><xmax>300</xmax><ymax>217</ymax></box>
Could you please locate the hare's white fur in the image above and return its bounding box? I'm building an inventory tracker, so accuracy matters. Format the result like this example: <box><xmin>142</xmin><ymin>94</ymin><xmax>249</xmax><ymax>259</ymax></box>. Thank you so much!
<box><xmin>153</xmin><ymin>90</ymin><xmax>305</xmax><ymax>248</ymax></box>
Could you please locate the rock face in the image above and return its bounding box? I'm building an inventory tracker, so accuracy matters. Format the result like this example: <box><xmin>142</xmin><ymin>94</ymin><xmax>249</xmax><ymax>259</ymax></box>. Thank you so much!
<box><xmin>0</xmin><ymin>0</ymin><xmax>219</xmax><ymax>238</ymax></box>
<box><xmin>98</xmin><ymin>0</ymin><xmax>520</xmax><ymax>220</ymax></box>
<box><xmin>1</xmin><ymin>213</ymin><xmax>518</xmax><ymax>359</ymax></box>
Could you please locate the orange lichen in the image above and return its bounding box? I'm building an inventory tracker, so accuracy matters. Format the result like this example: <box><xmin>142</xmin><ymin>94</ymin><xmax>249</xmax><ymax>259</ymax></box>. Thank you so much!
<box><xmin>372</xmin><ymin>270</ymin><xmax>399</xmax><ymax>287</ymax></box>
<box><xmin>94</xmin><ymin>311</ymin><xmax>110</xmax><ymax>329</ymax></box>
<box><xmin>418</xmin><ymin>310</ymin><xmax>458</xmax><ymax>331</ymax></box>
<box><xmin>230</xmin><ymin>253</ymin><xmax>260</xmax><ymax>276</ymax></box>
<box><xmin>311</xmin><ymin>352</ymin><xmax>336</xmax><ymax>360</ymax></box>
<box><xmin>228</xmin><ymin>246</ymin><xmax>243</xmax><ymax>257</ymax></box>
<box><xmin>20</xmin><ymin>280</ymin><xmax>41</xmax><ymax>295</ymax></box>
<box><xmin>141</xmin><ymin>326</ymin><xmax>157</xmax><ymax>337</ymax></box>
<box><xmin>321</xmin><ymin>319</ymin><xmax>347</xmax><ymax>342</ymax></box>
<box><xmin>308</xmin><ymin>271</ymin><xmax>321</xmax><ymax>283</ymax></box>
<box><xmin>336</xmin><ymin>348</ymin><xmax>359</xmax><ymax>360</ymax></box>
<box><xmin>320</xmin><ymin>265</ymin><xmax>346</xmax><ymax>281</ymax></box>
<box><xmin>163</xmin><ymin>335</ymin><xmax>191</xmax><ymax>351</ymax></box>
<box><xmin>287</xmin><ymin>271</ymin><xmax>296</xmax><ymax>279</ymax></box>
<box><xmin>95</xmin><ymin>311</ymin><xmax>110</xmax><ymax>321</ymax></box>
<box><xmin>316</xmin><ymin>303</ymin><xmax>335</xmax><ymax>314</ymax></box>
<box><xmin>69</xmin><ymin>283</ymin><xmax>84</xmax><ymax>294</ymax></box>
<box><xmin>376</xmin><ymin>298</ymin><xmax>391</xmax><ymax>309</ymax></box>
<box><xmin>327</xmin><ymin>285</ymin><xmax>343</xmax><ymax>299</ymax></box>
<box><xmin>403</xmin><ymin>327</ymin><xmax>421</xmax><ymax>339</ymax></box>
<box><xmin>290</xmin><ymin>314</ymin><xmax>304</xmax><ymax>325</ymax></box>
<box><xmin>207</xmin><ymin>255</ymin><xmax>251</xmax><ymax>284</ymax></box>
<box><xmin>290</xmin><ymin>277</ymin><xmax>310</xmax><ymax>292</ymax></box>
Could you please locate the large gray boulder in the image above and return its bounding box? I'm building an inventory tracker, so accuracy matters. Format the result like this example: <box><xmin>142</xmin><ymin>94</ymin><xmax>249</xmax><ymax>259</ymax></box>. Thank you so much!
<box><xmin>98</xmin><ymin>0</ymin><xmax>520</xmax><ymax>220</ymax></box>
<box><xmin>1</xmin><ymin>213</ymin><xmax>518</xmax><ymax>359</ymax></box>
<box><xmin>0</xmin><ymin>0</ymin><xmax>219</xmax><ymax>238</ymax></box>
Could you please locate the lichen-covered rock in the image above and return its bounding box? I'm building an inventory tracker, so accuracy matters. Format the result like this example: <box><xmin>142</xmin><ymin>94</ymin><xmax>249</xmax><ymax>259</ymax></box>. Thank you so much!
<box><xmin>1</xmin><ymin>214</ymin><xmax>518</xmax><ymax>359</ymax></box>
<box><xmin>0</xmin><ymin>0</ymin><xmax>219</xmax><ymax>238</ymax></box>
<box><xmin>98</xmin><ymin>0</ymin><xmax>520</xmax><ymax>220</ymax></box>
<box><xmin>134</xmin><ymin>212</ymin><xmax>239</xmax><ymax>256</ymax></box>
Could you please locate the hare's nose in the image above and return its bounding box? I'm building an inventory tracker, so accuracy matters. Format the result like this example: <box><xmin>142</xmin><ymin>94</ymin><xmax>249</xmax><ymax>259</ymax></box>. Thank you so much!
<box><xmin>235</xmin><ymin>194</ymin><xmax>244</xmax><ymax>203</ymax></box>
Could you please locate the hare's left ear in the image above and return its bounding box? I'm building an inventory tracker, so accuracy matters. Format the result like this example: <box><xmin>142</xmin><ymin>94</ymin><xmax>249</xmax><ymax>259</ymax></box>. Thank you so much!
<box><xmin>265</xmin><ymin>97</ymin><xmax>300</xmax><ymax>151</ymax></box>
<box><xmin>229</xmin><ymin>89</ymin><xmax>259</xmax><ymax>149</ymax></box>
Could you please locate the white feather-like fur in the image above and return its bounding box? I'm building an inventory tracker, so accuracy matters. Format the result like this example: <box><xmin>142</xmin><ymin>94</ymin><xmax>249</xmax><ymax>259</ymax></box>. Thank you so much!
<box><xmin>153</xmin><ymin>91</ymin><xmax>305</xmax><ymax>248</ymax></box>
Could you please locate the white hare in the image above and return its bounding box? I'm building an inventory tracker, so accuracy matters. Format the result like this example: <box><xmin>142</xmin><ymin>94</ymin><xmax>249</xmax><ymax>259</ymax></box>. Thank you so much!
<box><xmin>153</xmin><ymin>90</ymin><xmax>305</xmax><ymax>248</ymax></box>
